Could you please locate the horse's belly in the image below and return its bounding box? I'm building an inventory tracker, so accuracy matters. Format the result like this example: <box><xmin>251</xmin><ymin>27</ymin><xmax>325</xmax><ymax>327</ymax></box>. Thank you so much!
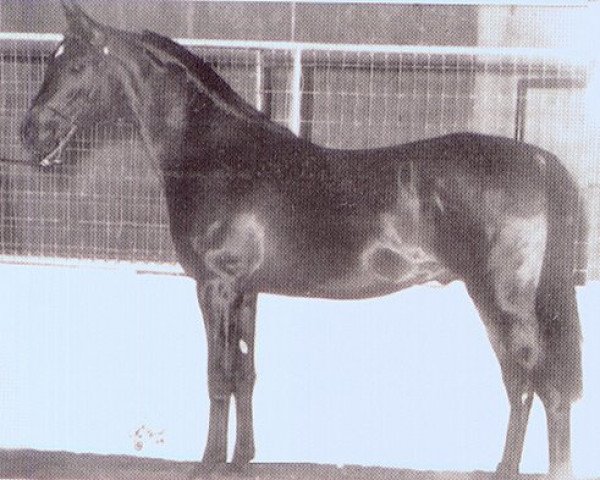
<box><xmin>303</xmin><ymin>250</ymin><xmax>453</xmax><ymax>300</ymax></box>
<box><xmin>189</xmin><ymin>208</ymin><xmax>455</xmax><ymax>300</ymax></box>
<box><xmin>261</xmin><ymin>212</ymin><xmax>454</xmax><ymax>300</ymax></box>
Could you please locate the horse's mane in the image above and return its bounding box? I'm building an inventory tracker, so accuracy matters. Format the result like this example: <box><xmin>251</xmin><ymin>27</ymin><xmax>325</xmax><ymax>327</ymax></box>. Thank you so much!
<box><xmin>139</xmin><ymin>30</ymin><xmax>296</xmax><ymax>138</ymax></box>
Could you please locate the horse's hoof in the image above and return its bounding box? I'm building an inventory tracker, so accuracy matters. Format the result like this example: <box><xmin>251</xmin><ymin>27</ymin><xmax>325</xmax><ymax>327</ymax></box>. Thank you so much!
<box><xmin>200</xmin><ymin>448</ymin><xmax>227</xmax><ymax>466</ymax></box>
<box><xmin>495</xmin><ymin>462</ymin><xmax>519</xmax><ymax>480</ymax></box>
<box><xmin>548</xmin><ymin>462</ymin><xmax>573</xmax><ymax>480</ymax></box>
<box><xmin>229</xmin><ymin>461</ymin><xmax>254</xmax><ymax>476</ymax></box>
<box><xmin>231</xmin><ymin>446</ymin><xmax>255</xmax><ymax>468</ymax></box>
<box><xmin>188</xmin><ymin>462</ymin><xmax>227</xmax><ymax>479</ymax></box>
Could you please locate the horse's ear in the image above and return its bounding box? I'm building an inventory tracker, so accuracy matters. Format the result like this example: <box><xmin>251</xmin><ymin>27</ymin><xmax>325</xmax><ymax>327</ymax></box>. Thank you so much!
<box><xmin>61</xmin><ymin>0</ymin><xmax>82</xmax><ymax>34</ymax></box>
<box><xmin>60</xmin><ymin>0</ymin><xmax>77</xmax><ymax>12</ymax></box>
<box><xmin>62</xmin><ymin>1</ymin><xmax>106</xmax><ymax>47</ymax></box>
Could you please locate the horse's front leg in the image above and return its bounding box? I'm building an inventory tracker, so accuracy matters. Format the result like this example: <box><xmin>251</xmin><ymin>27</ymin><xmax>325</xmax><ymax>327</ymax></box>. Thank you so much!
<box><xmin>196</xmin><ymin>281</ymin><xmax>238</xmax><ymax>466</ymax></box>
<box><xmin>195</xmin><ymin>214</ymin><xmax>265</xmax><ymax>469</ymax></box>
<box><xmin>196</xmin><ymin>280</ymin><xmax>258</xmax><ymax>469</ymax></box>
<box><xmin>232</xmin><ymin>293</ymin><xmax>257</xmax><ymax>466</ymax></box>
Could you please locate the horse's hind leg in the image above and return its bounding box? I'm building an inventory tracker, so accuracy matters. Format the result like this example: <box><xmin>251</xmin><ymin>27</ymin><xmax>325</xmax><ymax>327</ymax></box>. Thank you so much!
<box><xmin>467</xmin><ymin>214</ymin><xmax>547</xmax><ymax>477</ymax></box>
<box><xmin>496</xmin><ymin>355</ymin><xmax>534</xmax><ymax>477</ymax></box>
<box><xmin>543</xmin><ymin>394</ymin><xmax>572</xmax><ymax>479</ymax></box>
<box><xmin>536</xmin><ymin>285</ymin><xmax>581</xmax><ymax>479</ymax></box>
<box><xmin>469</xmin><ymin>304</ymin><xmax>536</xmax><ymax>478</ymax></box>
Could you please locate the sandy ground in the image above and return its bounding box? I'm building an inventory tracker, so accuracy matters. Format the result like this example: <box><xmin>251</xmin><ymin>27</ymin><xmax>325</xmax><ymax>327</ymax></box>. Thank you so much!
<box><xmin>0</xmin><ymin>449</ymin><xmax>549</xmax><ymax>480</ymax></box>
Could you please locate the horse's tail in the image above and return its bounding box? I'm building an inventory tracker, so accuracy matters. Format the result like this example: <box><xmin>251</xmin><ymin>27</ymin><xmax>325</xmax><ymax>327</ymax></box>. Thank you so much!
<box><xmin>535</xmin><ymin>153</ymin><xmax>587</xmax><ymax>401</ymax></box>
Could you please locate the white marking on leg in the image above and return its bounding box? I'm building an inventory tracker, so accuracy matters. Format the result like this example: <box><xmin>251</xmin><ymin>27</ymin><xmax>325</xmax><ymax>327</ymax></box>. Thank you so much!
<box><xmin>239</xmin><ymin>339</ymin><xmax>249</xmax><ymax>355</ymax></box>
<box><xmin>550</xmin><ymin>462</ymin><xmax>572</xmax><ymax>480</ymax></box>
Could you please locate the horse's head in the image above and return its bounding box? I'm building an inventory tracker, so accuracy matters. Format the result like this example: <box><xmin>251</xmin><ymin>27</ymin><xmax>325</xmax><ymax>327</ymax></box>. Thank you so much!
<box><xmin>22</xmin><ymin>2</ymin><xmax>291</xmax><ymax>168</ymax></box>
<box><xmin>21</xmin><ymin>2</ymin><xmax>136</xmax><ymax>166</ymax></box>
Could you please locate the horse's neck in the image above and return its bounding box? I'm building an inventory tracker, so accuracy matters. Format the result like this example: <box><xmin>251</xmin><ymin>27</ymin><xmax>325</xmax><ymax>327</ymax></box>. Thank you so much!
<box><xmin>162</xmin><ymin>103</ymin><xmax>285</xmax><ymax>175</ymax></box>
<box><xmin>132</xmin><ymin>67</ymin><xmax>315</xmax><ymax>179</ymax></box>
<box><xmin>130</xmin><ymin>71</ymin><xmax>191</xmax><ymax>172</ymax></box>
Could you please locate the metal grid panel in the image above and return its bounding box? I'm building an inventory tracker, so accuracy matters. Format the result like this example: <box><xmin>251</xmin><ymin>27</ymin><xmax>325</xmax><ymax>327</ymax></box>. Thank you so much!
<box><xmin>0</xmin><ymin>37</ymin><xmax>596</xmax><ymax>278</ymax></box>
<box><xmin>299</xmin><ymin>50</ymin><xmax>595</xmax><ymax>279</ymax></box>
<box><xmin>0</xmin><ymin>40</ymin><xmax>295</xmax><ymax>264</ymax></box>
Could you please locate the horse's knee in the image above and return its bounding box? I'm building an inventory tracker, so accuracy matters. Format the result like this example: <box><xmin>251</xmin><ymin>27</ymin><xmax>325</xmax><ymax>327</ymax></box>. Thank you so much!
<box><xmin>208</xmin><ymin>342</ymin><xmax>254</xmax><ymax>397</ymax></box>
<box><xmin>234</xmin><ymin>344</ymin><xmax>256</xmax><ymax>395</ymax></box>
<box><xmin>234</xmin><ymin>336</ymin><xmax>255</xmax><ymax>386</ymax></box>
<box><xmin>234</xmin><ymin>298</ymin><xmax>256</xmax><ymax>395</ymax></box>
<box><xmin>488</xmin><ymin>317</ymin><xmax>541</xmax><ymax>376</ymax></box>
<box><xmin>206</xmin><ymin>344</ymin><xmax>253</xmax><ymax>399</ymax></box>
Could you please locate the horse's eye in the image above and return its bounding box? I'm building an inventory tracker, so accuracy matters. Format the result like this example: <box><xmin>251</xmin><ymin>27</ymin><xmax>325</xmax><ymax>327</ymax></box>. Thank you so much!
<box><xmin>70</xmin><ymin>63</ymin><xmax>85</xmax><ymax>74</ymax></box>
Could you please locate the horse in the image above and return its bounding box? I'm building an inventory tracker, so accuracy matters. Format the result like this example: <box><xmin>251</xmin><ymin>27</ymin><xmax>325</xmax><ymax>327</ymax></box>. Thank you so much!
<box><xmin>20</xmin><ymin>3</ymin><xmax>587</xmax><ymax>478</ymax></box>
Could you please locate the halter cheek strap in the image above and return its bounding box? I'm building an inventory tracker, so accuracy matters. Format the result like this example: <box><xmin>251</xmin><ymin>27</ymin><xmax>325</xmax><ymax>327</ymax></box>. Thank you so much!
<box><xmin>48</xmin><ymin>106</ymin><xmax>73</xmax><ymax>123</ymax></box>
<box><xmin>55</xmin><ymin>44</ymin><xmax>66</xmax><ymax>58</ymax></box>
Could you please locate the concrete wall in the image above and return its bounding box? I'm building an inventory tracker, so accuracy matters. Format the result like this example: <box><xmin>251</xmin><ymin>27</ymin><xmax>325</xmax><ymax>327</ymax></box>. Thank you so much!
<box><xmin>0</xmin><ymin>1</ymin><xmax>478</xmax><ymax>45</ymax></box>
<box><xmin>478</xmin><ymin>4</ymin><xmax>589</xmax><ymax>49</ymax></box>
<box><xmin>0</xmin><ymin>2</ymin><xmax>590</xmax><ymax>49</ymax></box>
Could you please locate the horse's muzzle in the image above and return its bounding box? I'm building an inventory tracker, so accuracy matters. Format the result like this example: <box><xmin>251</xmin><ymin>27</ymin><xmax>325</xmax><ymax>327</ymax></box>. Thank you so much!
<box><xmin>20</xmin><ymin>111</ymin><xmax>76</xmax><ymax>166</ymax></box>
<box><xmin>20</xmin><ymin>113</ymin><xmax>47</xmax><ymax>150</ymax></box>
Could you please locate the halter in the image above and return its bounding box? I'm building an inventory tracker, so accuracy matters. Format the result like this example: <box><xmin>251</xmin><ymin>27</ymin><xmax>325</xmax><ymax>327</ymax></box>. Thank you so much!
<box><xmin>36</xmin><ymin>41</ymin><xmax>114</xmax><ymax>166</ymax></box>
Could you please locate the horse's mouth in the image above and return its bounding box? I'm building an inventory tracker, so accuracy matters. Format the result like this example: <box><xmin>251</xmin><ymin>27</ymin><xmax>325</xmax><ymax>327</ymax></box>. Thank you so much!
<box><xmin>39</xmin><ymin>125</ymin><xmax>78</xmax><ymax>167</ymax></box>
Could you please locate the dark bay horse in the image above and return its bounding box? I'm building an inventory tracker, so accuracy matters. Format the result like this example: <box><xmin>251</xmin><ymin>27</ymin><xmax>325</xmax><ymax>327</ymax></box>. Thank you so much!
<box><xmin>21</xmin><ymin>3</ymin><xmax>587</xmax><ymax>478</ymax></box>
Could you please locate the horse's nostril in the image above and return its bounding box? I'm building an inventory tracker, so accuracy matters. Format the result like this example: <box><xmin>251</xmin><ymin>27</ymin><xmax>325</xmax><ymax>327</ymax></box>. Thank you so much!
<box><xmin>20</xmin><ymin>114</ymin><xmax>61</xmax><ymax>150</ymax></box>
<box><xmin>20</xmin><ymin>116</ymin><xmax>36</xmax><ymax>146</ymax></box>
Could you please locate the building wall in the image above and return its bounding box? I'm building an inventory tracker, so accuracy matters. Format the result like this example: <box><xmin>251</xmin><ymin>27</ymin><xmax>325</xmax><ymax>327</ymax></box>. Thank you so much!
<box><xmin>0</xmin><ymin>1</ymin><xmax>478</xmax><ymax>45</ymax></box>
